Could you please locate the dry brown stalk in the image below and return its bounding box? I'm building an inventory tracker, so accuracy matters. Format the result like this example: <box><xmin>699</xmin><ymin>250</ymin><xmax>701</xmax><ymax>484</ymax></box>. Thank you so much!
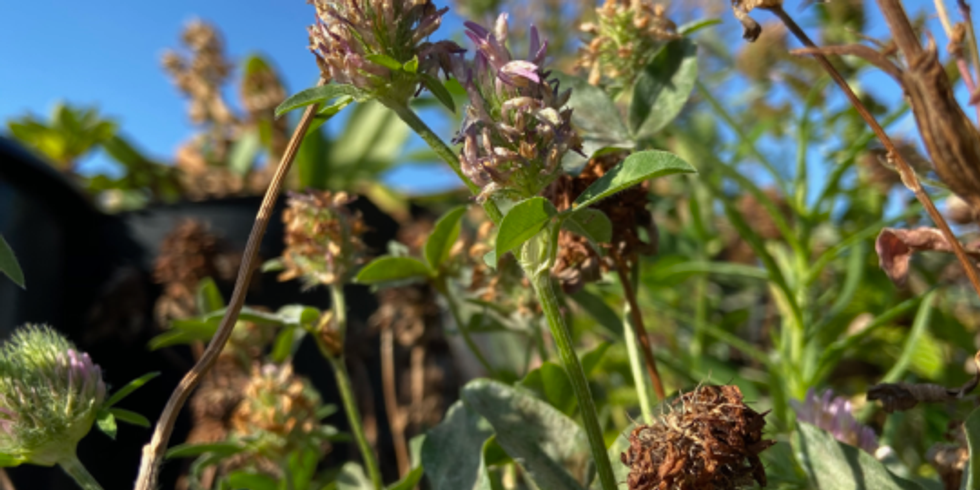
<box><xmin>133</xmin><ymin>79</ymin><xmax>327</xmax><ymax>490</ymax></box>
<box><xmin>381</xmin><ymin>328</ymin><xmax>411</xmax><ymax>477</ymax></box>
<box><xmin>734</xmin><ymin>1</ymin><xmax>980</xmax><ymax>302</ymax></box>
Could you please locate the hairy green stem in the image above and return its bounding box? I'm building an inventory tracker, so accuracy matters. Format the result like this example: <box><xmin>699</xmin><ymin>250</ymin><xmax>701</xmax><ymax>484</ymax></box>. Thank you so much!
<box><xmin>385</xmin><ymin>102</ymin><xmax>503</xmax><ymax>223</ymax></box>
<box><xmin>435</xmin><ymin>277</ymin><xmax>496</xmax><ymax>376</ymax></box>
<box><xmin>328</xmin><ymin>285</ymin><xmax>383</xmax><ymax>490</ymax></box>
<box><xmin>530</xmin><ymin>272</ymin><xmax>616</xmax><ymax>490</ymax></box>
<box><xmin>59</xmin><ymin>454</ymin><xmax>104</xmax><ymax>490</ymax></box>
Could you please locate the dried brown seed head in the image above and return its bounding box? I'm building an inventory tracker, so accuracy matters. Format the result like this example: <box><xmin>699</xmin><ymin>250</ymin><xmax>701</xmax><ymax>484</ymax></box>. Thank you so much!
<box><xmin>622</xmin><ymin>385</ymin><xmax>774</xmax><ymax>490</ymax></box>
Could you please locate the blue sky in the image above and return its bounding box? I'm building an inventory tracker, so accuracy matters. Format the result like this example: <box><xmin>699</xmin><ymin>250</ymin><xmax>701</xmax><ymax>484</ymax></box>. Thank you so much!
<box><xmin>0</xmin><ymin>0</ymin><xmax>959</xmax><ymax>194</ymax></box>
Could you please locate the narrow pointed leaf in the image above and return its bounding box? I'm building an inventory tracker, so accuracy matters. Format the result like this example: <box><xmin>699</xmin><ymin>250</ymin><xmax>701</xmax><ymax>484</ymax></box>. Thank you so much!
<box><xmin>366</xmin><ymin>53</ymin><xmax>403</xmax><ymax>70</ymax></box>
<box><xmin>166</xmin><ymin>441</ymin><xmax>245</xmax><ymax>459</ymax></box>
<box><xmin>96</xmin><ymin>410</ymin><xmax>117</xmax><ymax>440</ymax></box>
<box><xmin>573</xmin><ymin>150</ymin><xmax>695</xmax><ymax>210</ymax></box>
<box><xmin>195</xmin><ymin>277</ymin><xmax>224</xmax><ymax>314</ymax></box>
<box><xmin>0</xmin><ymin>235</ymin><xmax>25</xmax><ymax>289</ymax></box>
<box><xmin>425</xmin><ymin>206</ymin><xmax>467</xmax><ymax>269</ymax></box>
<box><xmin>421</xmin><ymin>73</ymin><xmax>456</xmax><ymax>113</ymax></box>
<box><xmin>104</xmin><ymin>372</ymin><xmax>160</xmax><ymax>408</ymax></box>
<box><xmin>109</xmin><ymin>408</ymin><xmax>151</xmax><ymax>427</ymax></box>
<box><xmin>275</xmin><ymin>84</ymin><xmax>366</xmax><ymax>118</ymax></box>
<box><xmin>495</xmin><ymin>197</ymin><xmax>557</xmax><ymax>261</ymax></box>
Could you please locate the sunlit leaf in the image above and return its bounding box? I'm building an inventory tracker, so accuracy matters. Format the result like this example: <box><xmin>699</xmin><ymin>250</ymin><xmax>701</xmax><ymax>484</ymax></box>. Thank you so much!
<box><xmin>104</xmin><ymin>372</ymin><xmax>160</xmax><ymax>408</ymax></box>
<box><xmin>573</xmin><ymin>150</ymin><xmax>695</xmax><ymax>210</ymax></box>
<box><xmin>793</xmin><ymin>422</ymin><xmax>924</xmax><ymax>489</ymax></box>
<box><xmin>495</xmin><ymin>197</ymin><xmax>557</xmax><ymax>261</ymax></box>
<box><xmin>276</xmin><ymin>84</ymin><xmax>366</xmax><ymax>118</ymax></box>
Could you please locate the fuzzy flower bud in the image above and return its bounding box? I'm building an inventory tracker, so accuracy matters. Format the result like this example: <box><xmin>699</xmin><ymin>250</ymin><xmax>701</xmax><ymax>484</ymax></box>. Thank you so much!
<box><xmin>307</xmin><ymin>0</ymin><xmax>463</xmax><ymax>101</ymax></box>
<box><xmin>575</xmin><ymin>0</ymin><xmax>680</xmax><ymax>88</ymax></box>
<box><xmin>279</xmin><ymin>191</ymin><xmax>368</xmax><ymax>287</ymax></box>
<box><xmin>455</xmin><ymin>14</ymin><xmax>583</xmax><ymax>202</ymax></box>
<box><xmin>791</xmin><ymin>388</ymin><xmax>878</xmax><ymax>454</ymax></box>
<box><xmin>0</xmin><ymin>325</ymin><xmax>106</xmax><ymax>466</ymax></box>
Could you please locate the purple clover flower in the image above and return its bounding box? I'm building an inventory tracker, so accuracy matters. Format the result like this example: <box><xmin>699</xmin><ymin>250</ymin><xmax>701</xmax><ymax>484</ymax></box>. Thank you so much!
<box><xmin>792</xmin><ymin>388</ymin><xmax>878</xmax><ymax>454</ymax></box>
<box><xmin>455</xmin><ymin>14</ymin><xmax>582</xmax><ymax>201</ymax></box>
<box><xmin>308</xmin><ymin>0</ymin><xmax>463</xmax><ymax>100</ymax></box>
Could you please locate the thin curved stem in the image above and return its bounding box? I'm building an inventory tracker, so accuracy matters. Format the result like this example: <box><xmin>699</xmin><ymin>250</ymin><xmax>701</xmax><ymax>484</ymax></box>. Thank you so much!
<box><xmin>59</xmin><ymin>454</ymin><xmax>103</xmax><ymax>490</ymax></box>
<box><xmin>329</xmin><ymin>285</ymin><xmax>383</xmax><ymax>489</ymax></box>
<box><xmin>530</xmin><ymin>272</ymin><xmax>617</xmax><ymax>490</ymax></box>
<box><xmin>611</xmin><ymin>251</ymin><xmax>665</xmax><ymax>401</ymax></box>
<box><xmin>770</xmin><ymin>6</ymin><xmax>980</xmax><ymax>302</ymax></box>
<box><xmin>134</xmin><ymin>79</ymin><xmax>327</xmax><ymax>490</ymax></box>
<box><xmin>385</xmin><ymin>102</ymin><xmax>503</xmax><ymax>223</ymax></box>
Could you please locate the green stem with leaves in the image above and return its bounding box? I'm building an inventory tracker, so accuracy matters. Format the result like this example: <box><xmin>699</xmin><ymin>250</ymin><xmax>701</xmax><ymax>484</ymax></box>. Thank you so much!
<box><xmin>531</xmin><ymin>271</ymin><xmax>617</xmax><ymax>490</ymax></box>
<box><xmin>59</xmin><ymin>454</ymin><xmax>104</xmax><ymax>490</ymax></box>
<box><xmin>324</xmin><ymin>285</ymin><xmax>383</xmax><ymax>490</ymax></box>
<box><xmin>390</xmin><ymin>101</ymin><xmax>615</xmax><ymax>490</ymax></box>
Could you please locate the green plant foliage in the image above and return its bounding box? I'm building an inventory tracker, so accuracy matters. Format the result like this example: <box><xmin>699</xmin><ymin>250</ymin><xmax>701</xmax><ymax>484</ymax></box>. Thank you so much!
<box><xmin>794</xmin><ymin>423</ymin><xmax>924</xmax><ymax>489</ymax></box>
<box><xmin>629</xmin><ymin>39</ymin><xmax>699</xmax><ymax>138</ymax></box>
<box><xmin>495</xmin><ymin>197</ymin><xmax>558</xmax><ymax>261</ymax></box>
<box><xmin>0</xmin><ymin>235</ymin><xmax>25</xmax><ymax>289</ymax></box>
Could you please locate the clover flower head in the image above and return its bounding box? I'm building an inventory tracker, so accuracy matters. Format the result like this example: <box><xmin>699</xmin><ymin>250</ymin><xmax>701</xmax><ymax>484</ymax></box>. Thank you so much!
<box><xmin>230</xmin><ymin>363</ymin><xmax>325</xmax><ymax>461</ymax></box>
<box><xmin>307</xmin><ymin>0</ymin><xmax>463</xmax><ymax>100</ymax></box>
<box><xmin>455</xmin><ymin>14</ymin><xmax>582</xmax><ymax>202</ymax></box>
<box><xmin>0</xmin><ymin>325</ymin><xmax>106</xmax><ymax>466</ymax></box>
<box><xmin>279</xmin><ymin>191</ymin><xmax>368</xmax><ymax>288</ymax></box>
<box><xmin>791</xmin><ymin>388</ymin><xmax>878</xmax><ymax>454</ymax></box>
<box><xmin>576</xmin><ymin>0</ymin><xmax>679</xmax><ymax>88</ymax></box>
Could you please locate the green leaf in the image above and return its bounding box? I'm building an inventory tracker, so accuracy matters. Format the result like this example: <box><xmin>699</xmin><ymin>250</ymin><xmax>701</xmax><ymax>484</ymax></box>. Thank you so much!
<box><xmin>462</xmin><ymin>379</ymin><xmax>589</xmax><ymax>490</ymax></box>
<box><xmin>879</xmin><ymin>290</ymin><xmax>937</xmax><ymax>384</ymax></box>
<box><xmin>678</xmin><ymin>18</ymin><xmax>722</xmax><ymax>36</ymax></box>
<box><xmin>225</xmin><ymin>471</ymin><xmax>278</xmax><ymax>490</ymax></box>
<box><xmin>276</xmin><ymin>84</ymin><xmax>366</xmax><ymax>118</ymax></box>
<box><xmin>228</xmin><ymin>129</ymin><xmax>261</xmax><ymax>176</ymax></box>
<box><xmin>483</xmin><ymin>251</ymin><xmax>496</xmax><ymax>270</ymax></box>
<box><xmin>422</xmin><ymin>401</ymin><xmax>495</xmax><ymax>490</ymax></box>
<box><xmin>337</xmin><ymin>462</ymin><xmax>375</xmax><ymax>490</ymax></box>
<box><xmin>271</xmin><ymin>326</ymin><xmax>304</xmax><ymax>363</ymax></box>
<box><xmin>573</xmin><ymin>150</ymin><xmax>696</xmax><ymax>210</ymax></box>
<box><xmin>386</xmin><ymin>466</ymin><xmax>424</xmax><ymax>490</ymax></box>
<box><xmin>96</xmin><ymin>410</ymin><xmax>117</xmax><ymax>440</ymax></box>
<box><xmin>366</xmin><ymin>53</ymin><xmax>403</xmax><ymax>70</ymax></box>
<box><xmin>562</xmin><ymin>208</ymin><xmax>612</xmax><ymax>251</ymax></box>
<box><xmin>425</xmin><ymin>206</ymin><xmax>467</xmax><ymax>270</ymax></box>
<box><xmin>104</xmin><ymin>372</ymin><xmax>160</xmax><ymax>408</ymax></box>
<box><xmin>793</xmin><ymin>422</ymin><xmax>924</xmax><ymax>489</ymax></box>
<box><xmin>166</xmin><ymin>441</ymin><xmax>245</xmax><ymax>459</ymax></box>
<box><xmin>356</xmin><ymin>256</ymin><xmax>432</xmax><ymax>285</ymax></box>
<box><xmin>421</xmin><ymin>73</ymin><xmax>456</xmax><ymax>113</ymax></box>
<box><xmin>629</xmin><ymin>39</ymin><xmax>698</xmax><ymax>138</ymax></box>
<box><xmin>962</xmin><ymin>406</ymin><xmax>980</xmax><ymax>489</ymax></box>
<box><xmin>276</xmin><ymin>304</ymin><xmax>322</xmax><ymax>327</ymax></box>
<box><xmin>109</xmin><ymin>408</ymin><xmax>150</xmax><ymax>427</ymax></box>
<box><xmin>495</xmin><ymin>197</ymin><xmax>557</xmax><ymax>261</ymax></box>
<box><xmin>568</xmin><ymin>289</ymin><xmax>623</xmax><ymax>340</ymax></box>
<box><xmin>0</xmin><ymin>235</ymin><xmax>25</xmax><ymax>289</ymax></box>
<box><xmin>261</xmin><ymin>257</ymin><xmax>285</xmax><ymax>272</ymax></box>
<box><xmin>403</xmin><ymin>56</ymin><xmax>420</xmax><ymax>74</ymax></box>
<box><xmin>519</xmin><ymin>362</ymin><xmax>576</xmax><ymax>416</ymax></box>
<box><xmin>196</xmin><ymin>277</ymin><xmax>225</xmax><ymax>314</ymax></box>
<box><xmin>551</xmin><ymin>72</ymin><xmax>632</xmax><ymax>162</ymax></box>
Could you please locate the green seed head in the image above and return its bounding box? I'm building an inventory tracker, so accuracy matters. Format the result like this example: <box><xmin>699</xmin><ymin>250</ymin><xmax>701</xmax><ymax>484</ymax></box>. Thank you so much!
<box><xmin>0</xmin><ymin>325</ymin><xmax>106</xmax><ymax>466</ymax></box>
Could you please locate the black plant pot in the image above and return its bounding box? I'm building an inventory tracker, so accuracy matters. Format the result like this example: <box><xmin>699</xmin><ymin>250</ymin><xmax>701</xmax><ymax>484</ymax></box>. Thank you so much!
<box><xmin>0</xmin><ymin>137</ymin><xmax>401</xmax><ymax>489</ymax></box>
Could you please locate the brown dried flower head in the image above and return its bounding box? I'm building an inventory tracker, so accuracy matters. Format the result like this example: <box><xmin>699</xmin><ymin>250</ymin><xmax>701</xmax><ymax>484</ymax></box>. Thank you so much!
<box><xmin>279</xmin><ymin>191</ymin><xmax>368</xmax><ymax>287</ymax></box>
<box><xmin>153</xmin><ymin>220</ymin><xmax>232</xmax><ymax>326</ymax></box>
<box><xmin>162</xmin><ymin>19</ymin><xmax>236</xmax><ymax>126</ymax></box>
<box><xmin>547</xmin><ymin>150</ymin><xmax>658</xmax><ymax>293</ymax></box>
<box><xmin>621</xmin><ymin>385</ymin><xmax>774</xmax><ymax>490</ymax></box>
<box><xmin>230</xmin><ymin>363</ymin><xmax>326</xmax><ymax>461</ymax></box>
<box><xmin>576</xmin><ymin>0</ymin><xmax>679</xmax><ymax>88</ymax></box>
